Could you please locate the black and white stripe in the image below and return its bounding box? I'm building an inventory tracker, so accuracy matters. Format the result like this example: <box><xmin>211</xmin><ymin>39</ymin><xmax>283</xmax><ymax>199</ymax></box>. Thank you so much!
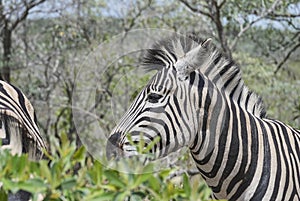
<box><xmin>106</xmin><ymin>35</ymin><xmax>300</xmax><ymax>200</ymax></box>
<box><xmin>0</xmin><ymin>80</ymin><xmax>46</xmax><ymax>160</ymax></box>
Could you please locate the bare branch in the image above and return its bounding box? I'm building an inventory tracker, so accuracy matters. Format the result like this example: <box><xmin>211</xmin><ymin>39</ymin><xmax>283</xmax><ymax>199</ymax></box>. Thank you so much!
<box><xmin>11</xmin><ymin>0</ymin><xmax>46</xmax><ymax>31</ymax></box>
<box><xmin>230</xmin><ymin>0</ymin><xmax>282</xmax><ymax>50</ymax></box>
<box><xmin>265</xmin><ymin>16</ymin><xmax>300</xmax><ymax>30</ymax></box>
<box><xmin>270</xmin><ymin>13</ymin><xmax>300</xmax><ymax>18</ymax></box>
<box><xmin>218</xmin><ymin>0</ymin><xmax>227</xmax><ymax>9</ymax></box>
<box><xmin>123</xmin><ymin>0</ymin><xmax>153</xmax><ymax>33</ymax></box>
<box><xmin>178</xmin><ymin>0</ymin><xmax>232</xmax><ymax>57</ymax></box>
<box><xmin>274</xmin><ymin>42</ymin><xmax>300</xmax><ymax>74</ymax></box>
<box><xmin>178</xmin><ymin>0</ymin><xmax>212</xmax><ymax>19</ymax></box>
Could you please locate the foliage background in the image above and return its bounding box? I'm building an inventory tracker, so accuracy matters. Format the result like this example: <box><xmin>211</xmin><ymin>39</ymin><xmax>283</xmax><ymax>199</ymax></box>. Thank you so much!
<box><xmin>0</xmin><ymin>0</ymin><xmax>299</xmax><ymax>200</ymax></box>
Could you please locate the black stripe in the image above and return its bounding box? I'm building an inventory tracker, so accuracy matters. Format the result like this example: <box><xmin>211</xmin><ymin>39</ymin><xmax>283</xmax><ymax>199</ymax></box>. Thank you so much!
<box><xmin>0</xmin><ymin>95</ymin><xmax>37</xmax><ymax>135</ymax></box>
<box><xmin>245</xmin><ymin>93</ymin><xmax>251</xmax><ymax>110</ymax></box>
<box><xmin>172</xmin><ymin>96</ymin><xmax>183</xmax><ymax>120</ymax></box>
<box><xmin>250</xmin><ymin>121</ymin><xmax>270</xmax><ymax>200</ymax></box>
<box><xmin>275</xmin><ymin>121</ymin><xmax>299</xmax><ymax>199</ymax></box>
<box><xmin>219</xmin><ymin>60</ymin><xmax>234</xmax><ymax>76</ymax></box>
<box><xmin>198</xmin><ymin>82</ymin><xmax>213</xmax><ymax>164</ymax></box>
<box><xmin>213</xmin><ymin>53</ymin><xmax>222</xmax><ymax>65</ymax></box>
<box><xmin>190</xmin><ymin>131</ymin><xmax>198</xmax><ymax>150</ymax></box>
<box><xmin>189</xmin><ymin>72</ymin><xmax>196</xmax><ymax>84</ymax></box>
<box><xmin>225</xmin><ymin>107</ymin><xmax>248</xmax><ymax>195</ymax></box>
<box><xmin>224</xmin><ymin>72</ymin><xmax>240</xmax><ymax>89</ymax></box>
<box><xmin>1</xmin><ymin>117</ymin><xmax>10</xmax><ymax>145</ymax></box>
<box><xmin>168</xmin><ymin>102</ymin><xmax>184</xmax><ymax>136</ymax></box>
<box><xmin>131</xmin><ymin>116</ymin><xmax>170</xmax><ymax>157</ymax></box>
<box><xmin>268</xmin><ymin>122</ymin><xmax>281</xmax><ymax>200</ymax></box>
<box><xmin>0</xmin><ymin>91</ymin><xmax>38</xmax><ymax>135</ymax></box>
<box><xmin>137</xmin><ymin>125</ymin><xmax>162</xmax><ymax>151</ymax></box>
<box><xmin>211</xmin><ymin>101</ymin><xmax>239</xmax><ymax>193</ymax></box>
<box><xmin>190</xmin><ymin>79</ymin><xmax>208</xmax><ymax>155</ymax></box>
<box><xmin>161</xmin><ymin>119</ymin><xmax>171</xmax><ymax>157</ymax></box>
<box><xmin>272</xmin><ymin>122</ymin><xmax>289</xmax><ymax>200</ymax></box>
<box><xmin>229</xmin><ymin>115</ymin><xmax>259</xmax><ymax>200</ymax></box>
<box><xmin>165</xmin><ymin>107</ymin><xmax>182</xmax><ymax>149</ymax></box>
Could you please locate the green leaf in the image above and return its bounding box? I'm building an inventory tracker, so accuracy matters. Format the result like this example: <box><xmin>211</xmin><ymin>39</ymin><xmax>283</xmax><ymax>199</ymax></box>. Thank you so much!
<box><xmin>72</xmin><ymin>146</ymin><xmax>86</xmax><ymax>162</ymax></box>
<box><xmin>12</xmin><ymin>154</ymin><xmax>28</xmax><ymax>176</ymax></box>
<box><xmin>183</xmin><ymin>173</ymin><xmax>191</xmax><ymax>197</ymax></box>
<box><xmin>133</xmin><ymin>172</ymin><xmax>152</xmax><ymax>188</ymax></box>
<box><xmin>60</xmin><ymin>178</ymin><xmax>77</xmax><ymax>190</ymax></box>
<box><xmin>2</xmin><ymin>179</ymin><xmax>19</xmax><ymax>193</ymax></box>
<box><xmin>88</xmin><ymin>160</ymin><xmax>103</xmax><ymax>185</ymax></box>
<box><xmin>104</xmin><ymin>170</ymin><xmax>126</xmax><ymax>188</ymax></box>
<box><xmin>40</xmin><ymin>160</ymin><xmax>52</xmax><ymax>182</ymax></box>
<box><xmin>85</xmin><ymin>191</ymin><xmax>115</xmax><ymax>201</ymax></box>
<box><xmin>147</xmin><ymin>176</ymin><xmax>160</xmax><ymax>192</ymax></box>
<box><xmin>17</xmin><ymin>178</ymin><xmax>48</xmax><ymax>193</ymax></box>
<box><xmin>159</xmin><ymin>169</ymin><xmax>172</xmax><ymax>179</ymax></box>
<box><xmin>143</xmin><ymin>136</ymin><xmax>160</xmax><ymax>153</ymax></box>
<box><xmin>60</xmin><ymin>132</ymin><xmax>70</xmax><ymax>150</ymax></box>
<box><xmin>114</xmin><ymin>191</ymin><xmax>130</xmax><ymax>201</ymax></box>
<box><xmin>0</xmin><ymin>188</ymin><xmax>8</xmax><ymax>201</ymax></box>
<box><xmin>142</xmin><ymin>162</ymin><xmax>154</xmax><ymax>173</ymax></box>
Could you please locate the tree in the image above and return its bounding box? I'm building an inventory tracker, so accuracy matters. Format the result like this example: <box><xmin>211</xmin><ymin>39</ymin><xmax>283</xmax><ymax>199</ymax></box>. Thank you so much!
<box><xmin>0</xmin><ymin>0</ymin><xmax>46</xmax><ymax>82</ymax></box>
<box><xmin>178</xmin><ymin>0</ymin><xmax>299</xmax><ymax>65</ymax></box>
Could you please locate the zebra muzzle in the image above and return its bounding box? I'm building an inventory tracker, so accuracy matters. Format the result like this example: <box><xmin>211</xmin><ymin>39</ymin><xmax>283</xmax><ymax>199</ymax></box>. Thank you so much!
<box><xmin>106</xmin><ymin>132</ymin><xmax>123</xmax><ymax>160</ymax></box>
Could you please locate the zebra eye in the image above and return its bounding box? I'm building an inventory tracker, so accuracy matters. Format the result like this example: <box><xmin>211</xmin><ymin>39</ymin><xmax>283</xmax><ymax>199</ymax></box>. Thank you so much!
<box><xmin>147</xmin><ymin>93</ymin><xmax>163</xmax><ymax>103</ymax></box>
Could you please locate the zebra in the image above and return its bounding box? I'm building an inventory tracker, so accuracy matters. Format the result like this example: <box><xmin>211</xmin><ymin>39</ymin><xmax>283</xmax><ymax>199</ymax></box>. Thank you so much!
<box><xmin>106</xmin><ymin>34</ymin><xmax>300</xmax><ymax>200</ymax></box>
<box><xmin>0</xmin><ymin>80</ymin><xmax>46</xmax><ymax>160</ymax></box>
<box><xmin>0</xmin><ymin>80</ymin><xmax>47</xmax><ymax>201</ymax></box>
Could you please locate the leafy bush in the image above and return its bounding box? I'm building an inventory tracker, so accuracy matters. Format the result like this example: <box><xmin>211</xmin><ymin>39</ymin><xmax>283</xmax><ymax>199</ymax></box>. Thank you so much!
<box><xmin>0</xmin><ymin>133</ymin><xmax>215</xmax><ymax>201</ymax></box>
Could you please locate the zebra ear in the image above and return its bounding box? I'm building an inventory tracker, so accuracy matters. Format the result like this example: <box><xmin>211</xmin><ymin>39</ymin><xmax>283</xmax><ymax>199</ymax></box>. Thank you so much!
<box><xmin>175</xmin><ymin>38</ymin><xmax>212</xmax><ymax>81</ymax></box>
<box><xmin>174</xmin><ymin>59</ymin><xmax>192</xmax><ymax>81</ymax></box>
<box><xmin>201</xmin><ymin>38</ymin><xmax>212</xmax><ymax>48</ymax></box>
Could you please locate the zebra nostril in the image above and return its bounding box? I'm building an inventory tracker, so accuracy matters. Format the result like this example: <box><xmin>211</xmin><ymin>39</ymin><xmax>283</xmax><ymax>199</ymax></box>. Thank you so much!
<box><xmin>106</xmin><ymin>132</ymin><xmax>122</xmax><ymax>160</ymax></box>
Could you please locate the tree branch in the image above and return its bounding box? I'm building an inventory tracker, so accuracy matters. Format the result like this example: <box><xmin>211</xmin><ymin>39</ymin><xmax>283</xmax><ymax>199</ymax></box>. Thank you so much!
<box><xmin>123</xmin><ymin>0</ymin><xmax>152</xmax><ymax>33</ymax></box>
<box><xmin>179</xmin><ymin>0</ymin><xmax>232</xmax><ymax>57</ymax></box>
<box><xmin>270</xmin><ymin>13</ymin><xmax>300</xmax><ymax>18</ymax></box>
<box><xmin>230</xmin><ymin>0</ymin><xmax>282</xmax><ymax>50</ymax></box>
<box><xmin>218</xmin><ymin>0</ymin><xmax>227</xmax><ymax>9</ymax></box>
<box><xmin>11</xmin><ymin>0</ymin><xmax>46</xmax><ymax>31</ymax></box>
<box><xmin>178</xmin><ymin>0</ymin><xmax>212</xmax><ymax>19</ymax></box>
<box><xmin>274</xmin><ymin>42</ymin><xmax>300</xmax><ymax>74</ymax></box>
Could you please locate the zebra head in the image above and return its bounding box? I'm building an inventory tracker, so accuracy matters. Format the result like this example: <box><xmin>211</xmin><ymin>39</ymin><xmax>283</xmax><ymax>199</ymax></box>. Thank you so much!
<box><xmin>106</xmin><ymin>35</ymin><xmax>214</xmax><ymax>160</ymax></box>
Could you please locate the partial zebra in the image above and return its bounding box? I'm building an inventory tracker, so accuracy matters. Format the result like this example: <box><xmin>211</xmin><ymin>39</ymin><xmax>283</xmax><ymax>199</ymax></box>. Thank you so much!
<box><xmin>106</xmin><ymin>35</ymin><xmax>300</xmax><ymax>200</ymax></box>
<box><xmin>0</xmin><ymin>80</ymin><xmax>46</xmax><ymax>160</ymax></box>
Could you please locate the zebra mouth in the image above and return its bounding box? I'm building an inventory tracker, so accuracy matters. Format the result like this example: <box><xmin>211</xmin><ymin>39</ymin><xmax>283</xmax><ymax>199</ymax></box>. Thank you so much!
<box><xmin>106</xmin><ymin>139</ymin><xmax>141</xmax><ymax>160</ymax></box>
<box><xmin>106</xmin><ymin>132</ymin><xmax>123</xmax><ymax>160</ymax></box>
<box><xmin>106</xmin><ymin>135</ymin><xmax>156</xmax><ymax>161</ymax></box>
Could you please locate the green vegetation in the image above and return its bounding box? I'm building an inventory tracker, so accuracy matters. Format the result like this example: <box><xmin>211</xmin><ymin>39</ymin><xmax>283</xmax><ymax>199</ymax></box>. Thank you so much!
<box><xmin>0</xmin><ymin>134</ymin><xmax>214</xmax><ymax>201</ymax></box>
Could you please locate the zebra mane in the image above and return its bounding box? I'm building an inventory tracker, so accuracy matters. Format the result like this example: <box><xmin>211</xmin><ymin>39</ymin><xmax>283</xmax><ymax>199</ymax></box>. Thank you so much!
<box><xmin>142</xmin><ymin>34</ymin><xmax>266</xmax><ymax>118</ymax></box>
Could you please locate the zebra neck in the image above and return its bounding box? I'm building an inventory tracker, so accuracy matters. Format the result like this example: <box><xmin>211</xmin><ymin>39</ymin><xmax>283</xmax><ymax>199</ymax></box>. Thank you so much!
<box><xmin>190</xmin><ymin>85</ymin><xmax>263</xmax><ymax>199</ymax></box>
<box><xmin>189</xmin><ymin>85</ymin><xmax>231</xmax><ymax>161</ymax></box>
<box><xmin>189</xmin><ymin>88</ymin><xmax>260</xmax><ymax>198</ymax></box>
